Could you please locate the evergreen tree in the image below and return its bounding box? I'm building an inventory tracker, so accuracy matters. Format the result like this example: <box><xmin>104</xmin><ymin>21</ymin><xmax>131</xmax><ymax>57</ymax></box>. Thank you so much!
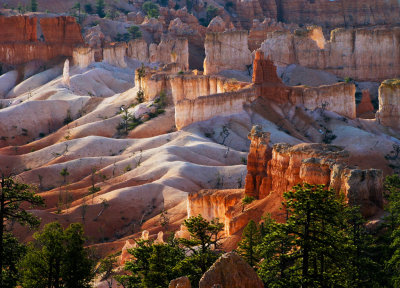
<box><xmin>1</xmin><ymin>233</ymin><xmax>26</xmax><ymax>288</ymax></box>
<box><xmin>19</xmin><ymin>222</ymin><xmax>94</xmax><ymax>288</ymax></box>
<box><xmin>237</xmin><ymin>220</ymin><xmax>261</xmax><ymax>267</ymax></box>
<box><xmin>0</xmin><ymin>177</ymin><xmax>43</xmax><ymax>287</ymax></box>
<box><xmin>118</xmin><ymin>238</ymin><xmax>184</xmax><ymax>288</ymax></box>
<box><xmin>176</xmin><ymin>215</ymin><xmax>224</xmax><ymax>286</ymax></box>
<box><xmin>142</xmin><ymin>1</ymin><xmax>159</xmax><ymax>18</ymax></box>
<box><xmin>96</xmin><ymin>0</ymin><xmax>106</xmax><ymax>18</ymax></box>
<box><xmin>30</xmin><ymin>0</ymin><xmax>38</xmax><ymax>12</ymax></box>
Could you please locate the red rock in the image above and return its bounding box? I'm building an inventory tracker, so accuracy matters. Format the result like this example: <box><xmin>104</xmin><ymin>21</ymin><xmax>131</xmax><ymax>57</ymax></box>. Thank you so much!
<box><xmin>0</xmin><ymin>16</ymin><xmax>37</xmax><ymax>42</ymax></box>
<box><xmin>357</xmin><ymin>90</ymin><xmax>375</xmax><ymax>118</ymax></box>
<box><xmin>40</xmin><ymin>16</ymin><xmax>84</xmax><ymax>44</ymax></box>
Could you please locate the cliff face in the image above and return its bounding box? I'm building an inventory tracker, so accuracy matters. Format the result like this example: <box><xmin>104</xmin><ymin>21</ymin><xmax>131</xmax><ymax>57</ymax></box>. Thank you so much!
<box><xmin>276</xmin><ymin>0</ymin><xmax>400</xmax><ymax>29</ymax></box>
<box><xmin>103</xmin><ymin>42</ymin><xmax>127</xmax><ymax>68</ymax></box>
<box><xmin>244</xmin><ymin>125</ymin><xmax>272</xmax><ymax>199</ymax></box>
<box><xmin>376</xmin><ymin>80</ymin><xmax>400</xmax><ymax>130</ymax></box>
<box><xmin>40</xmin><ymin>16</ymin><xmax>84</xmax><ymax>44</ymax></box>
<box><xmin>0</xmin><ymin>16</ymin><xmax>37</xmax><ymax>42</ymax></box>
<box><xmin>188</xmin><ymin>189</ymin><xmax>243</xmax><ymax>236</ymax></box>
<box><xmin>260</xmin><ymin>27</ymin><xmax>400</xmax><ymax>81</ymax></box>
<box><xmin>127</xmin><ymin>37</ymin><xmax>189</xmax><ymax>71</ymax></box>
<box><xmin>203</xmin><ymin>30</ymin><xmax>252</xmax><ymax>75</ymax></box>
<box><xmin>0</xmin><ymin>16</ymin><xmax>83</xmax><ymax>66</ymax></box>
<box><xmin>175</xmin><ymin>88</ymin><xmax>257</xmax><ymax>130</ymax></box>
<box><xmin>138</xmin><ymin>69</ymin><xmax>249</xmax><ymax>104</ymax></box>
<box><xmin>253</xmin><ymin>51</ymin><xmax>356</xmax><ymax>118</ymax></box>
<box><xmin>72</xmin><ymin>46</ymin><xmax>95</xmax><ymax>68</ymax></box>
<box><xmin>244</xmin><ymin>135</ymin><xmax>383</xmax><ymax>217</ymax></box>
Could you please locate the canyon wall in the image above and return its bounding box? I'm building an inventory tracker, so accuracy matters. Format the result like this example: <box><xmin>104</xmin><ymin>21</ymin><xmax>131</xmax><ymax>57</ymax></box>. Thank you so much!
<box><xmin>244</xmin><ymin>133</ymin><xmax>383</xmax><ymax>217</ymax></box>
<box><xmin>0</xmin><ymin>16</ymin><xmax>37</xmax><ymax>42</ymax></box>
<box><xmin>103</xmin><ymin>42</ymin><xmax>127</xmax><ymax>68</ymax></box>
<box><xmin>175</xmin><ymin>87</ymin><xmax>257</xmax><ymax>129</ymax></box>
<box><xmin>254</xmin><ymin>51</ymin><xmax>356</xmax><ymax>118</ymax></box>
<box><xmin>260</xmin><ymin>26</ymin><xmax>400</xmax><ymax>81</ymax></box>
<box><xmin>188</xmin><ymin>189</ymin><xmax>243</xmax><ymax>236</ymax></box>
<box><xmin>376</xmin><ymin>79</ymin><xmax>400</xmax><ymax>130</ymax></box>
<box><xmin>72</xmin><ymin>47</ymin><xmax>95</xmax><ymax>68</ymax></box>
<box><xmin>137</xmin><ymin>69</ymin><xmax>249</xmax><ymax>104</ymax></box>
<box><xmin>0</xmin><ymin>16</ymin><xmax>83</xmax><ymax>66</ymax></box>
<box><xmin>203</xmin><ymin>30</ymin><xmax>252</xmax><ymax>75</ymax></box>
<box><xmin>127</xmin><ymin>37</ymin><xmax>189</xmax><ymax>71</ymax></box>
<box><xmin>276</xmin><ymin>0</ymin><xmax>400</xmax><ymax>29</ymax></box>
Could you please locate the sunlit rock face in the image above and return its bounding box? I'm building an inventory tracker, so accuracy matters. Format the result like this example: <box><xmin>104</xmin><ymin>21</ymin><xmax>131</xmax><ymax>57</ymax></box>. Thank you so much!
<box><xmin>0</xmin><ymin>16</ymin><xmax>83</xmax><ymax>66</ymax></box>
<box><xmin>203</xmin><ymin>18</ymin><xmax>252</xmax><ymax>75</ymax></box>
<box><xmin>376</xmin><ymin>80</ymin><xmax>400</xmax><ymax>131</ymax></box>
<box><xmin>260</xmin><ymin>26</ymin><xmax>400</xmax><ymax>81</ymax></box>
<box><xmin>244</xmin><ymin>127</ymin><xmax>383</xmax><ymax>218</ymax></box>
<box><xmin>72</xmin><ymin>47</ymin><xmax>95</xmax><ymax>68</ymax></box>
<box><xmin>199</xmin><ymin>252</ymin><xmax>264</xmax><ymax>288</ymax></box>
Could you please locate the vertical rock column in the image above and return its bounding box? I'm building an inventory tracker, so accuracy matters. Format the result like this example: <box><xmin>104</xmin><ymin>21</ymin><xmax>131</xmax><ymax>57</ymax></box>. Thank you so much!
<box><xmin>244</xmin><ymin>125</ymin><xmax>271</xmax><ymax>199</ymax></box>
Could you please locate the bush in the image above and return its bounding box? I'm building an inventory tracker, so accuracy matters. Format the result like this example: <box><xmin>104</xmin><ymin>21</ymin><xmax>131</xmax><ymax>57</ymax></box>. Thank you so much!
<box><xmin>142</xmin><ymin>1</ymin><xmax>159</xmax><ymax>18</ymax></box>
<box><xmin>84</xmin><ymin>3</ymin><xmax>93</xmax><ymax>13</ymax></box>
<box><xmin>127</xmin><ymin>25</ymin><xmax>142</xmax><ymax>40</ymax></box>
<box><xmin>136</xmin><ymin>89</ymin><xmax>145</xmax><ymax>103</ymax></box>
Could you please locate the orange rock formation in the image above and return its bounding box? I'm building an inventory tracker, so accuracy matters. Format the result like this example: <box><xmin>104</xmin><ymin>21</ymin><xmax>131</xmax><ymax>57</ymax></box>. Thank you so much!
<box><xmin>357</xmin><ymin>90</ymin><xmax>375</xmax><ymax>119</ymax></box>
<box><xmin>244</xmin><ymin>127</ymin><xmax>384</xmax><ymax>218</ymax></box>
<box><xmin>0</xmin><ymin>16</ymin><xmax>83</xmax><ymax>66</ymax></box>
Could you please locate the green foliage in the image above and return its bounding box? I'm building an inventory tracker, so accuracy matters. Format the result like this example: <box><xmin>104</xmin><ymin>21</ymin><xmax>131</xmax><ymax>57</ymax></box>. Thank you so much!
<box><xmin>30</xmin><ymin>0</ymin><xmax>37</xmax><ymax>12</ymax></box>
<box><xmin>96</xmin><ymin>0</ymin><xmax>106</xmax><ymax>18</ymax></box>
<box><xmin>19</xmin><ymin>222</ymin><xmax>95</xmax><ymax>288</ymax></box>
<box><xmin>0</xmin><ymin>177</ymin><xmax>44</xmax><ymax>286</ymax></box>
<box><xmin>136</xmin><ymin>89</ymin><xmax>145</xmax><ymax>103</ymax></box>
<box><xmin>142</xmin><ymin>1</ymin><xmax>159</xmax><ymax>18</ymax></box>
<box><xmin>344</xmin><ymin>77</ymin><xmax>353</xmax><ymax>83</ymax></box>
<box><xmin>177</xmin><ymin>215</ymin><xmax>224</xmax><ymax>285</ymax></box>
<box><xmin>84</xmin><ymin>3</ymin><xmax>93</xmax><ymax>14</ymax></box>
<box><xmin>1</xmin><ymin>233</ymin><xmax>26</xmax><ymax>288</ymax></box>
<box><xmin>237</xmin><ymin>220</ymin><xmax>261</xmax><ymax>267</ymax></box>
<box><xmin>119</xmin><ymin>238</ymin><xmax>185</xmax><ymax>288</ymax></box>
<box><xmin>205</xmin><ymin>5</ymin><xmax>218</xmax><ymax>26</ymax></box>
<box><xmin>127</xmin><ymin>25</ymin><xmax>142</xmax><ymax>40</ymax></box>
<box><xmin>256</xmin><ymin>183</ymin><xmax>379</xmax><ymax>287</ymax></box>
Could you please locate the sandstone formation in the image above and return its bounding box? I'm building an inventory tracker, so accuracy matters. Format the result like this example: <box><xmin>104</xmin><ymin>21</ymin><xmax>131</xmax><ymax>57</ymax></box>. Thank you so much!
<box><xmin>188</xmin><ymin>189</ymin><xmax>244</xmax><ymax>236</ymax></box>
<box><xmin>72</xmin><ymin>47</ymin><xmax>95</xmax><ymax>68</ymax></box>
<box><xmin>127</xmin><ymin>37</ymin><xmax>189</xmax><ymax>71</ymax></box>
<box><xmin>40</xmin><ymin>16</ymin><xmax>84</xmax><ymax>44</ymax></box>
<box><xmin>62</xmin><ymin>59</ymin><xmax>70</xmax><ymax>87</ymax></box>
<box><xmin>253</xmin><ymin>51</ymin><xmax>356</xmax><ymax>118</ymax></box>
<box><xmin>175</xmin><ymin>51</ymin><xmax>356</xmax><ymax>130</ymax></box>
<box><xmin>0</xmin><ymin>16</ymin><xmax>83</xmax><ymax>66</ymax></box>
<box><xmin>244</xmin><ymin>125</ymin><xmax>271</xmax><ymax>199</ymax></box>
<box><xmin>376</xmin><ymin>79</ymin><xmax>400</xmax><ymax>130</ymax></box>
<box><xmin>260</xmin><ymin>26</ymin><xmax>400</xmax><ymax>81</ymax></box>
<box><xmin>203</xmin><ymin>29</ymin><xmax>252</xmax><ymax>75</ymax></box>
<box><xmin>199</xmin><ymin>252</ymin><xmax>263</xmax><ymax>288</ymax></box>
<box><xmin>244</xmin><ymin>128</ymin><xmax>384</xmax><ymax>218</ymax></box>
<box><xmin>102</xmin><ymin>42</ymin><xmax>127</xmax><ymax>68</ymax></box>
<box><xmin>169</xmin><ymin>276</ymin><xmax>191</xmax><ymax>288</ymax></box>
<box><xmin>0</xmin><ymin>16</ymin><xmax>37</xmax><ymax>42</ymax></box>
<box><xmin>275</xmin><ymin>0</ymin><xmax>400</xmax><ymax>29</ymax></box>
<box><xmin>248</xmin><ymin>18</ymin><xmax>297</xmax><ymax>51</ymax></box>
<box><xmin>357</xmin><ymin>90</ymin><xmax>375</xmax><ymax>119</ymax></box>
<box><xmin>175</xmin><ymin>88</ymin><xmax>257</xmax><ymax>129</ymax></box>
<box><xmin>138</xmin><ymin>68</ymin><xmax>249</xmax><ymax>105</ymax></box>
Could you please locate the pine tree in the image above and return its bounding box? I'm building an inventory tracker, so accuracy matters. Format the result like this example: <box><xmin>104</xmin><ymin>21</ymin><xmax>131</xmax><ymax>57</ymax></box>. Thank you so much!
<box><xmin>1</xmin><ymin>233</ymin><xmax>26</xmax><ymax>288</ymax></box>
<box><xmin>96</xmin><ymin>0</ymin><xmax>105</xmax><ymax>18</ymax></box>
<box><xmin>30</xmin><ymin>0</ymin><xmax>38</xmax><ymax>12</ymax></box>
<box><xmin>237</xmin><ymin>220</ymin><xmax>261</xmax><ymax>267</ymax></box>
<box><xmin>19</xmin><ymin>222</ymin><xmax>94</xmax><ymax>288</ymax></box>
<box><xmin>0</xmin><ymin>177</ymin><xmax>43</xmax><ymax>287</ymax></box>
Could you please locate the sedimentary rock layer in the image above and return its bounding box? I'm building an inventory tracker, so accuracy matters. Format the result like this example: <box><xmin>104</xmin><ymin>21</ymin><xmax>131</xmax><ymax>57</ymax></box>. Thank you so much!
<box><xmin>260</xmin><ymin>27</ymin><xmax>400</xmax><ymax>81</ymax></box>
<box><xmin>245</xmin><ymin>134</ymin><xmax>383</xmax><ymax>217</ymax></box>
<box><xmin>203</xmin><ymin>30</ymin><xmax>252</xmax><ymax>75</ymax></box>
<box><xmin>376</xmin><ymin>79</ymin><xmax>400</xmax><ymax>130</ymax></box>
